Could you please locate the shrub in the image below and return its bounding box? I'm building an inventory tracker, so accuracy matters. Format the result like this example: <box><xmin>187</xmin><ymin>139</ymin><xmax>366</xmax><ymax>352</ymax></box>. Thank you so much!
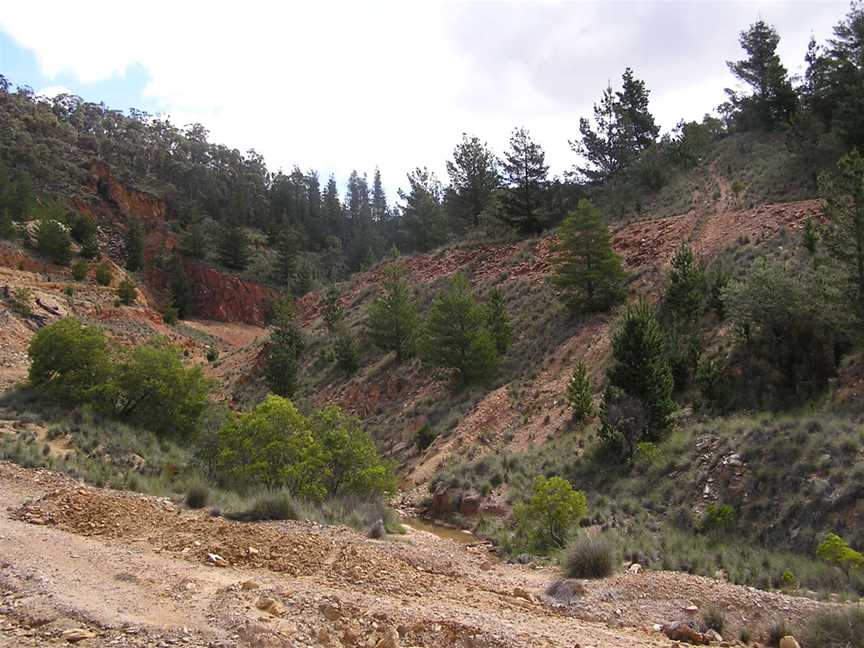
<box><xmin>225</xmin><ymin>490</ymin><xmax>299</xmax><ymax>522</ymax></box>
<box><xmin>27</xmin><ymin>318</ymin><xmax>112</xmax><ymax>404</ymax></box>
<box><xmin>513</xmin><ymin>476</ymin><xmax>587</xmax><ymax>549</ymax></box>
<box><xmin>206</xmin><ymin>347</ymin><xmax>219</xmax><ymax>363</ymax></box>
<box><xmin>116</xmin><ymin>278</ymin><xmax>137</xmax><ymax>305</ymax></box>
<box><xmin>366</xmin><ymin>266</ymin><xmax>418</xmax><ymax>362</ymax></box>
<box><xmin>36</xmin><ymin>219</ymin><xmax>72</xmax><ymax>265</ymax></box>
<box><xmin>566</xmin><ymin>362</ymin><xmax>593</xmax><ymax>421</ymax></box>
<box><xmin>816</xmin><ymin>533</ymin><xmax>864</xmax><ymax>571</ymax></box>
<box><xmin>334</xmin><ymin>330</ymin><xmax>359</xmax><ymax>374</ymax></box>
<box><xmin>699</xmin><ymin>503</ymin><xmax>736</xmax><ymax>535</ymax></box>
<box><xmin>802</xmin><ymin>607</ymin><xmax>864</xmax><ymax>648</ymax></box>
<box><xmin>739</xmin><ymin>627</ymin><xmax>751</xmax><ymax>644</ymax></box>
<box><xmin>10</xmin><ymin>287</ymin><xmax>32</xmax><ymax>316</ymax></box>
<box><xmin>702</xmin><ymin>606</ymin><xmax>725</xmax><ymax>634</ymax></box>
<box><xmin>71</xmin><ymin>261</ymin><xmax>88</xmax><ymax>281</ymax></box>
<box><xmin>564</xmin><ymin>535</ymin><xmax>614</xmax><ymax>579</ymax></box>
<box><xmin>95</xmin><ymin>262</ymin><xmax>112</xmax><ymax>286</ymax></box>
<box><xmin>162</xmin><ymin>306</ymin><xmax>178</xmax><ymax>325</ymax></box>
<box><xmin>367</xmin><ymin>518</ymin><xmax>386</xmax><ymax>539</ymax></box>
<box><xmin>415</xmin><ymin>424</ymin><xmax>437</xmax><ymax>451</ymax></box>
<box><xmin>185</xmin><ymin>484</ymin><xmax>210</xmax><ymax>509</ymax></box>
<box><xmin>484</xmin><ymin>288</ymin><xmax>512</xmax><ymax>355</ymax></box>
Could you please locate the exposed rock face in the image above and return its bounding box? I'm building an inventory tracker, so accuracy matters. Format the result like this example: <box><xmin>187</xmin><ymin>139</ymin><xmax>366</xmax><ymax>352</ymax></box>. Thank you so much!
<box><xmin>180</xmin><ymin>260</ymin><xmax>275</xmax><ymax>326</ymax></box>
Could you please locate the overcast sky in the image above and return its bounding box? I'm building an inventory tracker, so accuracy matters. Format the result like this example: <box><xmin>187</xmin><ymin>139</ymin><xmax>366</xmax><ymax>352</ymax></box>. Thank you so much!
<box><xmin>0</xmin><ymin>1</ymin><xmax>849</xmax><ymax>197</ymax></box>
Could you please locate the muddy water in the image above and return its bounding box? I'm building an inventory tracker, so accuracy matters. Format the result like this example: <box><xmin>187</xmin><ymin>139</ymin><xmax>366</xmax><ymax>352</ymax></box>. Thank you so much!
<box><xmin>402</xmin><ymin>517</ymin><xmax>478</xmax><ymax>545</ymax></box>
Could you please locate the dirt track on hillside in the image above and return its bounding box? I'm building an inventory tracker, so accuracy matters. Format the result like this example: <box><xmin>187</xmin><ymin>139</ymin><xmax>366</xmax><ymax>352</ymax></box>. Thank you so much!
<box><xmin>0</xmin><ymin>462</ymin><xmax>826</xmax><ymax>647</ymax></box>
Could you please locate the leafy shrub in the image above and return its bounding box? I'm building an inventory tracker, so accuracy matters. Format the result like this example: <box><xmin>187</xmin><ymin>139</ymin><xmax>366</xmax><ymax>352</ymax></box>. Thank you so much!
<box><xmin>802</xmin><ymin>607</ymin><xmax>864</xmax><ymax>648</ymax></box>
<box><xmin>71</xmin><ymin>261</ymin><xmax>88</xmax><ymax>281</ymax></box>
<box><xmin>162</xmin><ymin>306</ymin><xmax>178</xmax><ymax>325</ymax></box>
<box><xmin>28</xmin><ymin>319</ymin><xmax>112</xmax><ymax>404</ymax></box>
<box><xmin>699</xmin><ymin>503</ymin><xmax>736</xmax><ymax>535</ymax></box>
<box><xmin>185</xmin><ymin>484</ymin><xmax>210</xmax><ymax>509</ymax></box>
<box><xmin>334</xmin><ymin>330</ymin><xmax>359</xmax><ymax>374</ymax></box>
<box><xmin>95</xmin><ymin>262</ymin><xmax>112</xmax><ymax>286</ymax></box>
<box><xmin>206</xmin><ymin>347</ymin><xmax>219</xmax><ymax>363</ymax></box>
<box><xmin>116</xmin><ymin>278</ymin><xmax>137</xmax><ymax>305</ymax></box>
<box><xmin>766</xmin><ymin>620</ymin><xmax>792</xmax><ymax>647</ymax></box>
<box><xmin>514</xmin><ymin>476</ymin><xmax>587</xmax><ymax>550</ymax></box>
<box><xmin>564</xmin><ymin>535</ymin><xmax>614</xmax><ymax>579</ymax></box>
<box><xmin>216</xmin><ymin>395</ymin><xmax>395</xmax><ymax>501</ymax></box>
<box><xmin>817</xmin><ymin>533</ymin><xmax>864</xmax><ymax>570</ymax></box>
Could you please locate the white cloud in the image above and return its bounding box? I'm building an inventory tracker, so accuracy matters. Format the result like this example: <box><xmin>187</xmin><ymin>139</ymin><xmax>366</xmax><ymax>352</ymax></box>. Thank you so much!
<box><xmin>0</xmin><ymin>1</ymin><xmax>850</xmax><ymax>197</ymax></box>
<box><xmin>36</xmin><ymin>85</ymin><xmax>74</xmax><ymax>99</ymax></box>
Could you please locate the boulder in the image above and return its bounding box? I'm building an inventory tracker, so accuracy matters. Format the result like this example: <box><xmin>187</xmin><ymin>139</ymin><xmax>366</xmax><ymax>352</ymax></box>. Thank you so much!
<box><xmin>628</xmin><ymin>563</ymin><xmax>642</xmax><ymax>574</ymax></box>
<box><xmin>62</xmin><ymin>628</ymin><xmax>97</xmax><ymax>643</ymax></box>
<box><xmin>779</xmin><ymin>637</ymin><xmax>801</xmax><ymax>648</ymax></box>
<box><xmin>458</xmin><ymin>492</ymin><xmax>482</xmax><ymax>517</ymax></box>
<box><xmin>661</xmin><ymin>621</ymin><xmax>708</xmax><ymax>645</ymax></box>
<box><xmin>255</xmin><ymin>596</ymin><xmax>285</xmax><ymax>617</ymax></box>
<box><xmin>375</xmin><ymin>627</ymin><xmax>400</xmax><ymax>648</ymax></box>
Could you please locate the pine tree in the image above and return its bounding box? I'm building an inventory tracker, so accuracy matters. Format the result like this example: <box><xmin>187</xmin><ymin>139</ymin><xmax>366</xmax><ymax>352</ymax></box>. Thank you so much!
<box><xmin>723</xmin><ymin>20</ymin><xmax>797</xmax><ymax>130</ymax></box>
<box><xmin>0</xmin><ymin>208</ymin><xmax>14</xmax><ymax>239</ymax></box>
<box><xmin>500</xmin><ymin>127</ymin><xmax>549</xmax><ymax>234</ymax></box>
<box><xmin>219</xmin><ymin>221</ymin><xmax>250</xmax><ymax>270</ymax></box>
<box><xmin>125</xmin><ymin>219</ymin><xmax>145</xmax><ymax>271</ymax></box>
<box><xmin>168</xmin><ymin>254</ymin><xmax>193</xmax><ymax>318</ymax></box>
<box><xmin>366</xmin><ymin>267</ymin><xmax>419</xmax><ymax>362</ymax></box>
<box><xmin>323</xmin><ymin>175</ymin><xmax>343</xmax><ymax>239</ymax></box>
<box><xmin>265</xmin><ymin>297</ymin><xmax>304</xmax><ymax>397</ymax></box>
<box><xmin>617</xmin><ymin>68</ymin><xmax>660</xmax><ymax>152</ymax></box>
<box><xmin>607</xmin><ymin>301</ymin><xmax>675</xmax><ymax>442</ymax></box>
<box><xmin>484</xmin><ymin>288</ymin><xmax>512</xmax><ymax>355</ymax></box>
<box><xmin>398</xmin><ymin>167</ymin><xmax>447</xmax><ymax>252</ymax></box>
<box><xmin>819</xmin><ymin>150</ymin><xmax>864</xmax><ymax>314</ymax></box>
<box><xmin>566</xmin><ymin>362</ymin><xmax>593</xmax><ymax>421</ymax></box>
<box><xmin>322</xmin><ymin>284</ymin><xmax>344</xmax><ymax>334</ymax></box>
<box><xmin>551</xmin><ymin>199</ymin><xmax>627</xmax><ymax>313</ymax></box>
<box><xmin>371</xmin><ymin>168</ymin><xmax>388</xmax><ymax>223</ymax></box>
<box><xmin>421</xmin><ymin>273</ymin><xmax>498</xmax><ymax>385</ymax></box>
<box><xmin>181</xmin><ymin>221</ymin><xmax>208</xmax><ymax>260</ymax></box>
<box><xmin>664</xmin><ymin>245</ymin><xmax>706</xmax><ymax>322</ymax></box>
<box><xmin>10</xmin><ymin>173</ymin><xmax>33</xmax><ymax>220</ymax></box>
<box><xmin>273</xmin><ymin>227</ymin><xmax>301</xmax><ymax>287</ymax></box>
<box><xmin>445</xmin><ymin>133</ymin><xmax>499</xmax><ymax>229</ymax></box>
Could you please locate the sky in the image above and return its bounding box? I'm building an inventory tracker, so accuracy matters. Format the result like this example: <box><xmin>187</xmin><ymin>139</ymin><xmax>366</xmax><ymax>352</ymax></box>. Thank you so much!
<box><xmin>0</xmin><ymin>1</ymin><xmax>849</xmax><ymax>198</ymax></box>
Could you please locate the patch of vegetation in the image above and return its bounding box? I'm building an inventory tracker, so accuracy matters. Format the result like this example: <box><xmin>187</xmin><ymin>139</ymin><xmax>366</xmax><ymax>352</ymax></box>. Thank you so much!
<box><xmin>802</xmin><ymin>607</ymin><xmax>864</xmax><ymax>648</ymax></box>
<box><xmin>564</xmin><ymin>535</ymin><xmax>614</xmax><ymax>579</ymax></box>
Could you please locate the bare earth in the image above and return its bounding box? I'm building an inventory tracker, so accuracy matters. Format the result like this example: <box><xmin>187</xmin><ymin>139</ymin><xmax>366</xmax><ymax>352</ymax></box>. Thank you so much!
<box><xmin>0</xmin><ymin>462</ymin><xmax>824</xmax><ymax>648</ymax></box>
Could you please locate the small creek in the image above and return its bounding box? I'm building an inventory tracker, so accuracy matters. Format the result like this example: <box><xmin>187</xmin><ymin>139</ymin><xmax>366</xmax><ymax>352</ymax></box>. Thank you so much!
<box><xmin>401</xmin><ymin>516</ymin><xmax>479</xmax><ymax>545</ymax></box>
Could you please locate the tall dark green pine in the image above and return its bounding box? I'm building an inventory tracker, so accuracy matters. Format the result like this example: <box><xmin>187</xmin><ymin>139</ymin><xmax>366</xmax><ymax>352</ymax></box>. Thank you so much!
<box><xmin>445</xmin><ymin>133</ymin><xmax>499</xmax><ymax>229</ymax></box>
<box><xmin>552</xmin><ymin>199</ymin><xmax>627</xmax><ymax>313</ymax></box>
<box><xmin>371</xmin><ymin>168</ymin><xmax>388</xmax><ymax>222</ymax></box>
<box><xmin>484</xmin><ymin>288</ymin><xmax>512</xmax><ymax>355</ymax></box>
<box><xmin>181</xmin><ymin>221</ymin><xmax>208</xmax><ymax>260</ymax></box>
<box><xmin>724</xmin><ymin>20</ymin><xmax>797</xmax><ymax>130</ymax></box>
<box><xmin>607</xmin><ymin>301</ymin><xmax>675</xmax><ymax>440</ymax></box>
<box><xmin>664</xmin><ymin>245</ymin><xmax>706</xmax><ymax>322</ymax></box>
<box><xmin>617</xmin><ymin>67</ymin><xmax>660</xmax><ymax>152</ymax></box>
<box><xmin>398</xmin><ymin>167</ymin><xmax>447</xmax><ymax>252</ymax></box>
<box><xmin>500</xmin><ymin>127</ymin><xmax>549</xmax><ymax>234</ymax></box>
<box><xmin>219</xmin><ymin>221</ymin><xmax>250</xmax><ymax>270</ymax></box>
<box><xmin>168</xmin><ymin>254</ymin><xmax>193</xmax><ymax>319</ymax></box>
<box><xmin>273</xmin><ymin>227</ymin><xmax>300</xmax><ymax>288</ymax></box>
<box><xmin>125</xmin><ymin>219</ymin><xmax>145</xmax><ymax>272</ymax></box>
<box><xmin>265</xmin><ymin>298</ymin><xmax>304</xmax><ymax>397</ymax></box>
<box><xmin>366</xmin><ymin>267</ymin><xmax>419</xmax><ymax>362</ymax></box>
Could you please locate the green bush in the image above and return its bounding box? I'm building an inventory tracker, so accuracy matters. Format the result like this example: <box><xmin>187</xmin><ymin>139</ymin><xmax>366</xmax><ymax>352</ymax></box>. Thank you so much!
<box><xmin>513</xmin><ymin>475</ymin><xmax>587</xmax><ymax>550</ymax></box>
<box><xmin>334</xmin><ymin>330</ymin><xmax>360</xmax><ymax>374</ymax></box>
<box><xmin>415</xmin><ymin>424</ymin><xmax>437</xmax><ymax>451</ymax></box>
<box><xmin>699</xmin><ymin>503</ymin><xmax>736</xmax><ymax>535</ymax></box>
<box><xmin>701</xmin><ymin>606</ymin><xmax>725</xmax><ymax>634</ymax></box>
<box><xmin>28</xmin><ymin>319</ymin><xmax>112</xmax><ymax>404</ymax></box>
<box><xmin>216</xmin><ymin>395</ymin><xmax>395</xmax><ymax>501</ymax></box>
<box><xmin>35</xmin><ymin>219</ymin><xmax>72</xmax><ymax>265</ymax></box>
<box><xmin>265</xmin><ymin>298</ymin><xmax>303</xmax><ymax>397</ymax></box>
<box><xmin>366</xmin><ymin>266</ymin><xmax>419</xmax><ymax>362</ymax></box>
<box><xmin>95</xmin><ymin>262</ymin><xmax>112</xmax><ymax>286</ymax></box>
<box><xmin>802</xmin><ymin>607</ymin><xmax>864</xmax><ymax>648</ymax></box>
<box><xmin>817</xmin><ymin>533</ymin><xmax>864</xmax><ymax>571</ymax></box>
<box><xmin>564</xmin><ymin>535</ymin><xmax>614</xmax><ymax>579</ymax></box>
<box><xmin>116</xmin><ymin>278</ymin><xmax>137</xmax><ymax>305</ymax></box>
<box><xmin>71</xmin><ymin>261</ymin><xmax>89</xmax><ymax>281</ymax></box>
<box><xmin>162</xmin><ymin>306</ymin><xmax>178</xmax><ymax>325</ymax></box>
<box><xmin>10</xmin><ymin>287</ymin><xmax>32</xmax><ymax>316</ymax></box>
<box><xmin>566</xmin><ymin>362</ymin><xmax>593</xmax><ymax>421</ymax></box>
<box><xmin>206</xmin><ymin>347</ymin><xmax>219</xmax><ymax>363</ymax></box>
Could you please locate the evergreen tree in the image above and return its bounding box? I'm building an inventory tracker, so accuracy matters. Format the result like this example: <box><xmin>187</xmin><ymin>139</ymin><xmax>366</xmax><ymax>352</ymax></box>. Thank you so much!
<box><xmin>366</xmin><ymin>267</ymin><xmax>419</xmax><ymax>362</ymax></box>
<box><xmin>125</xmin><ymin>219</ymin><xmax>145</xmax><ymax>272</ymax></box>
<box><xmin>116</xmin><ymin>278</ymin><xmax>137</xmax><ymax>305</ymax></box>
<box><xmin>551</xmin><ymin>199</ymin><xmax>627</xmax><ymax>313</ymax></box>
<box><xmin>0</xmin><ymin>208</ymin><xmax>14</xmax><ymax>239</ymax></box>
<box><xmin>273</xmin><ymin>227</ymin><xmax>301</xmax><ymax>287</ymax></box>
<box><xmin>398</xmin><ymin>167</ymin><xmax>447</xmax><ymax>252</ymax></box>
<box><xmin>664</xmin><ymin>245</ymin><xmax>706</xmax><ymax>322</ymax></box>
<box><xmin>573</xmin><ymin>68</ymin><xmax>659</xmax><ymax>183</ymax></box>
<box><xmin>445</xmin><ymin>133</ymin><xmax>499</xmax><ymax>229</ymax></box>
<box><xmin>500</xmin><ymin>127</ymin><xmax>549</xmax><ymax>234</ymax></box>
<box><xmin>334</xmin><ymin>326</ymin><xmax>360</xmax><ymax>375</ymax></box>
<box><xmin>566</xmin><ymin>362</ymin><xmax>594</xmax><ymax>421</ymax></box>
<box><xmin>819</xmin><ymin>150</ymin><xmax>864</xmax><ymax>314</ymax></box>
<box><xmin>723</xmin><ymin>20</ymin><xmax>797</xmax><ymax>130</ymax></box>
<box><xmin>168</xmin><ymin>253</ymin><xmax>193</xmax><ymax>318</ymax></box>
<box><xmin>322</xmin><ymin>175</ymin><xmax>343</xmax><ymax>239</ymax></box>
<box><xmin>484</xmin><ymin>288</ymin><xmax>512</xmax><ymax>355</ymax></box>
<box><xmin>606</xmin><ymin>301</ymin><xmax>675</xmax><ymax>443</ymax></box>
<box><xmin>265</xmin><ymin>297</ymin><xmax>304</xmax><ymax>397</ymax></box>
<box><xmin>219</xmin><ymin>221</ymin><xmax>250</xmax><ymax>270</ymax></box>
<box><xmin>322</xmin><ymin>284</ymin><xmax>344</xmax><ymax>334</ymax></box>
<box><xmin>345</xmin><ymin>171</ymin><xmax>373</xmax><ymax>268</ymax></box>
<box><xmin>181</xmin><ymin>221</ymin><xmax>208</xmax><ymax>260</ymax></box>
<box><xmin>421</xmin><ymin>273</ymin><xmax>498</xmax><ymax>385</ymax></box>
<box><xmin>9</xmin><ymin>172</ymin><xmax>33</xmax><ymax>220</ymax></box>
<box><xmin>371</xmin><ymin>168</ymin><xmax>388</xmax><ymax>223</ymax></box>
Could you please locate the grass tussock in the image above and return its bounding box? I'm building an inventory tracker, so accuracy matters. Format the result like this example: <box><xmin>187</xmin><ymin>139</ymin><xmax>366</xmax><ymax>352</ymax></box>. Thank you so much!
<box><xmin>564</xmin><ymin>535</ymin><xmax>614</xmax><ymax>579</ymax></box>
<box><xmin>802</xmin><ymin>607</ymin><xmax>864</xmax><ymax>648</ymax></box>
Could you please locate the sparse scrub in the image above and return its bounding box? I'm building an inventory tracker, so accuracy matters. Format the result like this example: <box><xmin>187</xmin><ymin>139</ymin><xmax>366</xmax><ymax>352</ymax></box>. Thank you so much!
<box><xmin>702</xmin><ymin>605</ymin><xmax>726</xmax><ymax>634</ymax></box>
<box><xmin>185</xmin><ymin>483</ymin><xmax>210</xmax><ymax>509</ymax></box>
<box><xmin>225</xmin><ymin>490</ymin><xmax>299</xmax><ymax>521</ymax></box>
<box><xmin>802</xmin><ymin>607</ymin><xmax>864</xmax><ymax>648</ymax></box>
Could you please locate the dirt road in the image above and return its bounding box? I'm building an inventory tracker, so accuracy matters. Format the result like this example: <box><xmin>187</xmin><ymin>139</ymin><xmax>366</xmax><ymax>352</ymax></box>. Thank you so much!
<box><xmin>0</xmin><ymin>462</ymin><xmax>821</xmax><ymax>647</ymax></box>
